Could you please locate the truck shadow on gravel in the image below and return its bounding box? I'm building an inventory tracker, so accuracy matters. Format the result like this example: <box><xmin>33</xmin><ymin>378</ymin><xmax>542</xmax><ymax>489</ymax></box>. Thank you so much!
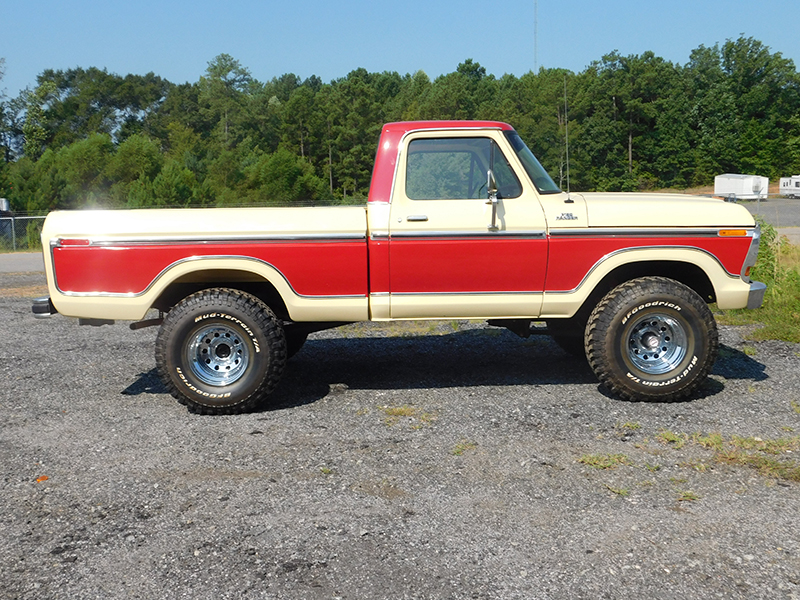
<box><xmin>120</xmin><ymin>331</ymin><xmax>767</xmax><ymax>410</ymax></box>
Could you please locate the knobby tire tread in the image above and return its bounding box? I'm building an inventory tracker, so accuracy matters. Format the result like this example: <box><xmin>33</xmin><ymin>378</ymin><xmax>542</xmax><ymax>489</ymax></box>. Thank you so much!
<box><xmin>155</xmin><ymin>288</ymin><xmax>287</xmax><ymax>415</ymax></box>
<box><xmin>585</xmin><ymin>277</ymin><xmax>718</xmax><ymax>402</ymax></box>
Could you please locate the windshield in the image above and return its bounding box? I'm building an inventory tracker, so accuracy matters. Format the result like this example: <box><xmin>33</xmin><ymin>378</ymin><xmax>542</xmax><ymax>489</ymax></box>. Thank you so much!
<box><xmin>503</xmin><ymin>131</ymin><xmax>561</xmax><ymax>194</ymax></box>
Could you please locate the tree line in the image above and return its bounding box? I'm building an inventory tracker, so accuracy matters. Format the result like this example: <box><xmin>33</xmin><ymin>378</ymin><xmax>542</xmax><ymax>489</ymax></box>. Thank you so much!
<box><xmin>0</xmin><ymin>35</ymin><xmax>798</xmax><ymax>214</ymax></box>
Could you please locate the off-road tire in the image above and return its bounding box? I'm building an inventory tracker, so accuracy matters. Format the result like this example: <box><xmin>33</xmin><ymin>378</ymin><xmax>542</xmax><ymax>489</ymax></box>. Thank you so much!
<box><xmin>155</xmin><ymin>288</ymin><xmax>287</xmax><ymax>415</ymax></box>
<box><xmin>586</xmin><ymin>277</ymin><xmax>718</xmax><ymax>402</ymax></box>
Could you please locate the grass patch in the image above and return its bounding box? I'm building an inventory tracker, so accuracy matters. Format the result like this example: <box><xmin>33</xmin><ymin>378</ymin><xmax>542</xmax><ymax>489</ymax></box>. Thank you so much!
<box><xmin>791</xmin><ymin>400</ymin><xmax>800</xmax><ymax>416</ymax></box>
<box><xmin>716</xmin><ymin>218</ymin><xmax>800</xmax><ymax>343</ymax></box>
<box><xmin>604</xmin><ymin>484</ymin><xmax>630</xmax><ymax>496</ymax></box>
<box><xmin>716</xmin><ymin>452</ymin><xmax>800</xmax><ymax>481</ymax></box>
<box><xmin>617</xmin><ymin>421</ymin><xmax>641</xmax><ymax>431</ymax></box>
<box><xmin>578</xmin><ymin>453</ymin><xmax>632</xmax><ymax>469</ymax></box>
<box><xmin>451</xmin><ymin>440</ymin><xmax>477</xmax><ymax>456</ymax></box>
<box><xmin>659</xmin><ymin>430</ymin><xmax>800</xmax><ymax>483</ymax></box>
<box><xmin>694</xmin><ymin>432</ymin><xmax>725</xmax><ymax>451</ymax></box>
<box><xmin>677</xmin><ymin>491</ymin><xmax>700</xmax><ymax>502</ymax></box>
<box><xmin>381</xmin><ymin>405</ymin><xmax>437</xmax><ymax>428</ymax></box>
<box><xmin>656</xmin><ymin>430</ymin><xmax>688</xmax><ymax>449</ymax></box>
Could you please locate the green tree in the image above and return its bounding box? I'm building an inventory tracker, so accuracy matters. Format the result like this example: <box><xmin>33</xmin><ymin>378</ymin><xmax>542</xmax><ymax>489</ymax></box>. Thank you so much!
<box><xmin>22</xmin><ymin>81</ymin><xmax>56</xmax><ymax>159</ymax></box>
<box><xmin>198</xmin><ymin>54</ymin><xmax>253</xmax><ymax>147</ymax></box>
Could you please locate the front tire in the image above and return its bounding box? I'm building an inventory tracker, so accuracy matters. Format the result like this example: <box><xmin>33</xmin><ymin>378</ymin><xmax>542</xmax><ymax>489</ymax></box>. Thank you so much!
<box><xmin>586</xmin><ymin>277</ymin><xmax>718</xmax><ymax>402</ymax></box>
<box><xmin>155</xmin><ymin>288</ymin><xmax>287</xmax><ymax>414</ymax></box>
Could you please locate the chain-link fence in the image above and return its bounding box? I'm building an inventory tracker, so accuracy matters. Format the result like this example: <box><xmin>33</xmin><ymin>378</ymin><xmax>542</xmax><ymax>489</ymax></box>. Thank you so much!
<box><xmin>0</xmin><ymin>216</ymin><xmax>47</xmax><ymax>252</ymax></box>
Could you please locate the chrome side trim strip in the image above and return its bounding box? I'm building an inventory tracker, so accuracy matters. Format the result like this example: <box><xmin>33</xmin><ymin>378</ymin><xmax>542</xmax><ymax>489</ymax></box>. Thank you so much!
<box><xmin>389</xmin><ymin>230</ymin><xmax>547</xmax><ymax>240</ymax></box>
<box><xmin>54</xmin><ymin>233</ymin><xmax>366</xmax><ymax>246</ymax></box>
<box><xmin>549</xmin><ymin>227</ymin><xmax>755</xmax><ymax>238</ymax></box>
<box><xmin>390</xmin><ymin>290</ymin><xmax>538</xmax><ymax>297</ymax></box>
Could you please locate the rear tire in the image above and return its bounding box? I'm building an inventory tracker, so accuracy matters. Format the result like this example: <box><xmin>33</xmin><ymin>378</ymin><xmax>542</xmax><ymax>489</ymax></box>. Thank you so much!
<box><xmin>586</xmin><ymin>277</ymin><xmax>718</xmax><ymax>402</ymax></box>
<box><xmin>155</xmin><ymin>288</ymin><xmax>287</xmax><ymax>415</ymax></box>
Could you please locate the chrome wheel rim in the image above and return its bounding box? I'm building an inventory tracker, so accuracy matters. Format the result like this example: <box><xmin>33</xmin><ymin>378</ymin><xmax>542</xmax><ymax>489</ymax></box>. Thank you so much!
<box><xmin>187</xmin><ymin>324</ymin><xmax>250</xmax><ymax>386</ymax></box>
<box><xmin>626</xmin><ymin>313</ymin><xmax>687</xmax><ymax>375</ymax></box>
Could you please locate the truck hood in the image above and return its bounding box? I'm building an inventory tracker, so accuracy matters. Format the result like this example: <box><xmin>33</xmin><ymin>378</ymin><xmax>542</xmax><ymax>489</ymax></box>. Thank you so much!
<box><xmin>578</xmin><ymin>192</ymin><xmax>755</xmax><ymax>229</ymax></box>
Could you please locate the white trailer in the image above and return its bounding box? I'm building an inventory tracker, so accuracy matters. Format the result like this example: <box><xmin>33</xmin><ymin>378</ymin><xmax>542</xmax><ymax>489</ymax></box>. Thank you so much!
<box><xmin>714</xmin><ymin>173</ymin><xmax>769</xmax><ymax>201</ymax></box>
<box><xmin>780</xmin><ymin>176</ymin><xmax>800</xmax><ymax>198</ymax></box>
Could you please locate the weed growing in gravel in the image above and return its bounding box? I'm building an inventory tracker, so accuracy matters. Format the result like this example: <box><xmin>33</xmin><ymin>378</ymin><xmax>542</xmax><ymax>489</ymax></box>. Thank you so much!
<box><xmin>716</xmin><ymin>451</ymin><xmax>800</xmax><ymax>481</ymax></box>
<box><xmin>604</xmin><ymin>484</ymin><xmax>630</xmax><ymax>496</ymax></box>
<box><xmin>451</xmin><ymin>440</ymin><xmax>477</xmax><ymax>456</ymax></box>
<box><xmin>656</xmin><ymin>430</ymin><xmax>688</xmax><ymax>449</ymax></box>
<box><xmin>680</xmin><ymin>461</ymin><xmax>709</xmax><ymax>472</ymax></box>
<box><xmin>677</xmin><ymin>491</ymin><xmax>700</xmax><ymax>502</ymax></box>
<box><xmin>694</xmin><ymin>432</ymin><xmax>725</xmax><ymax>451</ymax></box>
<box><xmin>658</xmin><ymin>431</ymin><xmax>800</xmax><ymax>483</ymax></box>
<box><xmin>381</xmin><ymin>405</ymin><xmax>436</xmax><ymax>428</ymax></box>
<box><xmin>616</xmin><ymin>421</ymin><xmax>641</xmax><ymax>432</ymax></box>
<box><xmin>578</xmin><ymin>454</ymin><xmax>632</xmax><ymax>469</ymax></box>
<box><xmin>791</xmin><ymin>400</ymin><xmax>800</xmax><ymax>415</ymax></box>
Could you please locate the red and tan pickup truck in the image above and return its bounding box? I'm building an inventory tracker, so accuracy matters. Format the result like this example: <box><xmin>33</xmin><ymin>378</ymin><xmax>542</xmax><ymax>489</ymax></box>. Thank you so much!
<box><xmin>33</xmin><ymin>121</ymin><xmax>766</xmax><ymax>414</ymax></box>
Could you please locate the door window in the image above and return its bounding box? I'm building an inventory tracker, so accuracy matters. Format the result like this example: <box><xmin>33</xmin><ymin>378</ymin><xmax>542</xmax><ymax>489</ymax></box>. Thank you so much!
<box><xmin>405</xmin><ymin>137</ymin><xmax>522</xmax><ymax>200</ymax></box>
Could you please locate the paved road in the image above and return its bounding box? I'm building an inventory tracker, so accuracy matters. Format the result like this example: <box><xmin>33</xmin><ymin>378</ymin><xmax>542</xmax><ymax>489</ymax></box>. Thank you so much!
<box><xmin>0</xmin><ymin>251</ymin><xmax>44</xmax><ymax>273</ymax></box>
<box><xmin>743</xmin><ymin>197</ymin><xmax>800</xmax><ymax>243</ymax></box>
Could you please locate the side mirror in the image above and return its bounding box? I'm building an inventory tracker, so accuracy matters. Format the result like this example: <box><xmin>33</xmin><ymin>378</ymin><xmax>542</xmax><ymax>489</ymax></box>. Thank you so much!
<box><xmin>486</xmin><ymin>170</ymin><xmax>499</xmax><ymax>231</ymax></box>
<box><xmin>487</xmin><ymin>170</ymin><xmax>498</xmax><ymax>198</ymax></box>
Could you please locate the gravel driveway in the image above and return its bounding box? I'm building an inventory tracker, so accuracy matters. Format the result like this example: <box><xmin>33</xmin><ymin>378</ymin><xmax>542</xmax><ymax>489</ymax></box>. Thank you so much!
<box><xmin>1</xmin><ymin>268</ymin><xmax>799</xmax><ymax>599</ymax></box>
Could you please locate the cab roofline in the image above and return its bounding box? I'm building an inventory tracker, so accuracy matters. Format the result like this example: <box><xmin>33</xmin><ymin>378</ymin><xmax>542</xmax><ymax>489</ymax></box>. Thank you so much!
<box><xmin>382</xmin><ymin>120</ymin><xmax>514</xmax><ymax>134</ymax></box>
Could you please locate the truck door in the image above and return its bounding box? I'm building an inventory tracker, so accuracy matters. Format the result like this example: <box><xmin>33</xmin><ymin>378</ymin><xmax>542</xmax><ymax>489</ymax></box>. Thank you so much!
<box><xmin>388</xmin><ymin>131</ymin><xmax>548</xmax><ymax>319</ymax></box>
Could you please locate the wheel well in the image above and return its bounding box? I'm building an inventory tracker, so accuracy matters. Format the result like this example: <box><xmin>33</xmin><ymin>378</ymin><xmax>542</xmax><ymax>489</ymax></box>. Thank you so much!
<box><xmin>596</xmin><ymin>261</ymin><xmax>715</xmax><ymax>304</ymax></box>
<box><xmin>565</xmin><ymin>261</ymin><xmax>716</xmax><ymax>329</ymax></box>
<box><xmin>151</xmin><ymin>270</ymin><xmax>290</xmax><ymax>320</ymax></box>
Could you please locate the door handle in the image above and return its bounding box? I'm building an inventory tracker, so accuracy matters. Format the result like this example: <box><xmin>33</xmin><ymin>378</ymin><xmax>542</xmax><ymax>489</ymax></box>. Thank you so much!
<box><xmin>406</xmin><ymin>215</ymin><xmax>428</xmax><ymax>222</ymax></box>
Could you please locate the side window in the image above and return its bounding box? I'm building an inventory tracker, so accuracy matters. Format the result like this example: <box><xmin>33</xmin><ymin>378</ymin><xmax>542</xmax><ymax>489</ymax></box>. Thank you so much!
<box><xmin>405</xmin><ymin>137</ymin><xmax>522</xmax><ymax>200</ymax></box>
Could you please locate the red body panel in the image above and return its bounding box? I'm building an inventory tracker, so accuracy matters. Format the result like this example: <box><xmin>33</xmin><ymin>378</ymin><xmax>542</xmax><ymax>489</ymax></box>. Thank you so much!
<box><xmin>545</xmin><ymin>235</ymin><xmax>752</xmax><ymax>291</ymax></box>
<box><xmin>389</xmin><ymin>237</ymin><xmax>548</xmax><ymax>293</ymax></box>
<box><xmin>53</xmin><ymin>241</ymin><xmax>368</xmax><ymax>297</ymax></box>
<box><xmin>367</xmin><ymin>237</ymin><xmax>390</xmax><ymax>293</ymax></box>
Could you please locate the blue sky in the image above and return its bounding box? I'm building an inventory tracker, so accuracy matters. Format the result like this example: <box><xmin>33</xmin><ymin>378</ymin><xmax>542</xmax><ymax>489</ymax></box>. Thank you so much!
<box><xmin>1</xmin><ymin>0</ymin><xmax>798</xmax><ymax>98</ymax></box>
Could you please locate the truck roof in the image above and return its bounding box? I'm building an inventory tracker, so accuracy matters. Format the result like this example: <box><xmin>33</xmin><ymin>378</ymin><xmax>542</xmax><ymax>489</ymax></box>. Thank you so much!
<box><xmin>382</xmin><ymin>120</ymin><xmax>514</xmax><ymax>134</ymax></box>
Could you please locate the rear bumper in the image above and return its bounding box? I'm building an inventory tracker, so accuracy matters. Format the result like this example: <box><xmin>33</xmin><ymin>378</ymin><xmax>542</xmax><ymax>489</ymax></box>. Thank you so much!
<box><xmin>32</xmin><ymin>296</ymin><xmax>58</xmax><ymax>319</ymax></box>
<box><xmin>747</xmin><ymin>281</ymin><xmax>767</xmax><ymax>309</ymax></box>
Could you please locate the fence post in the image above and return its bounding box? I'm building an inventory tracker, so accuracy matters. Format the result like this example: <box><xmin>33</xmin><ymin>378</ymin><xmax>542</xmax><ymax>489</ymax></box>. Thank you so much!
<box><xmin>11</xmin><ymin>216</ymin><xmax>16</xmax><ymax>251</ymax></box>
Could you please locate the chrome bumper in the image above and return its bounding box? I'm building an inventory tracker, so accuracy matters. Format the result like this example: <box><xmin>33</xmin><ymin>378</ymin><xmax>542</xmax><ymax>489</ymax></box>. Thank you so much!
<box><xmin>747</xmin><ymin>281</ymin><xmax>767</xmax><ymax>309</ymax></box>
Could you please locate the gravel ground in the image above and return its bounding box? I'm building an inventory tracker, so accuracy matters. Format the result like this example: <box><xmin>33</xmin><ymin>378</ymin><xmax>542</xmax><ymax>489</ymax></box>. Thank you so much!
<box><xmin>1</xmin><ymin>269</ymin><xmax>800</xmax><ymax>599</ymax></box>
